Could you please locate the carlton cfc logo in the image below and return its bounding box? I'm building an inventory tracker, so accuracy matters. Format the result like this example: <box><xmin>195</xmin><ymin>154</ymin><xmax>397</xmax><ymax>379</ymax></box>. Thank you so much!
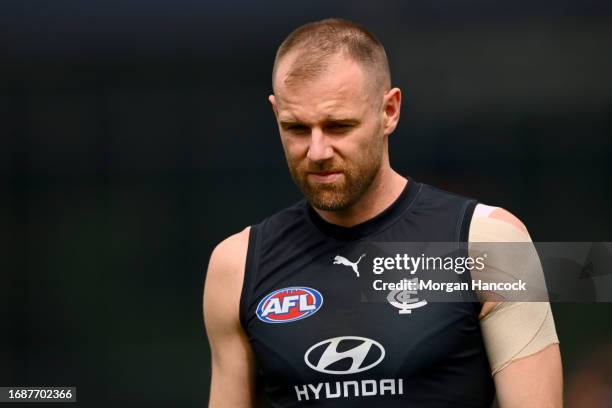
<box><xmin>256</xmin><ymin>287</ymin><xmax>323</xmax><ymax>324</ymax></box>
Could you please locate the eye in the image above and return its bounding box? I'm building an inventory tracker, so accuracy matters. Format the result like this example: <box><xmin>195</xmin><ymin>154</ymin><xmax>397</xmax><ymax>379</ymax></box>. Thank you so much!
<box><xmin>282</xmin><ymin>123</ymin><xmax>310</xmax><ymax>135</ymax></box>
<box><xmin>326</xmin><ymin>123</ymin><xmax>354</xmax><ymax>133</ymax></box>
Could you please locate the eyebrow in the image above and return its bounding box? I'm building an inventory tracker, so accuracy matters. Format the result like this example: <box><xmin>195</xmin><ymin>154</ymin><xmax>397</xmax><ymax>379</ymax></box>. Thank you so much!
<box><xmin>279</xmin><ymin>117</ymin><xmax>360</xmax><ymax>128</ymax></box>
<box><xmin>325</xmin><ymin>118</ymin><xmax>360</xmax><ymax>125</ymax></box>
<box><xmin>280</xmin><ymin>120</ymin><xmax>306</xmax><ymax>129</ymax></box>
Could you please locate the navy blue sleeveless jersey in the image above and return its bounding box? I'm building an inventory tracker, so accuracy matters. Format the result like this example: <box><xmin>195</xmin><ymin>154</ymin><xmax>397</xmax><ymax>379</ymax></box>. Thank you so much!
<box><xmin>239</xmin><ymin>176</ymin><xmax>495</xmax><ymax>407</ymax></box>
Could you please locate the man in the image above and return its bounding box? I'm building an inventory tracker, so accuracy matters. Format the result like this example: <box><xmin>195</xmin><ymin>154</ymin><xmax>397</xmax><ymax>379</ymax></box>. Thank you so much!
<box><xmin>204</xmin><ymin>18</ymin><xmax>562</xmax><ymax>407</ymax></box>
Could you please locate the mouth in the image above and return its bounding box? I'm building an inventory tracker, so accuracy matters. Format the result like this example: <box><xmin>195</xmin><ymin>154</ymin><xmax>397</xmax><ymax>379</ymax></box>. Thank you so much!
<box><xmin>307</xmin><ymin>171</ymin><xmax>342</xmax><ymax>184</ymax></box>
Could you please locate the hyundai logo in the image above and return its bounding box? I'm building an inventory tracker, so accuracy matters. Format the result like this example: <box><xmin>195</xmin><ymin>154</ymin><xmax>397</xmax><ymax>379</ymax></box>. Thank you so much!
<box><xmin>304</xmin><ymin>336</ymin><xmax>385</xmax><ymax>375</ymax></box>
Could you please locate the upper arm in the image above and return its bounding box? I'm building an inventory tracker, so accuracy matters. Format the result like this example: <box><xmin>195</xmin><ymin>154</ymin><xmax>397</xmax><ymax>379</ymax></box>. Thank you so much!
<box><xmin>203</xmin><ymin>227</ymin><xmax>257</xmax><ymax>407</ymax></box>
<box><xmin>469</xmin><ymin>205</ymin><xmax>563</xmax><ymax>407</ymax></box>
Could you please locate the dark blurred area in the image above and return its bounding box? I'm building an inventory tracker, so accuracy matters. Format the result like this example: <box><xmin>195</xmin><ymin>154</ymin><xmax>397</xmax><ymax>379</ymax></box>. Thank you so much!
<box><xmin>1</xmin><ymin>0</ymin><xmax>611</xmax><ymax>406</ymax></box>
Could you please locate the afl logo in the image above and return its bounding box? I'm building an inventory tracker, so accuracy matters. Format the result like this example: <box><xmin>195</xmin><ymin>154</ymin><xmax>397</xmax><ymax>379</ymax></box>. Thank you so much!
<box><xmin>256</xmin><ymin>287</ymin><xmax>323</xmax><ymax>324</ymax></box>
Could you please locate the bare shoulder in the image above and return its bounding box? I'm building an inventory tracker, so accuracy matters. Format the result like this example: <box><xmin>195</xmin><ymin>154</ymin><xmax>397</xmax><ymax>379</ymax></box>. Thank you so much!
<box><xmin>471</xmin><ymin>203</ymin><xmax>528</xmax><ymax>236</ymax></box>
<box><xmin>470</xmin><ymin>205</ymin><xmax>530</xmax><ymax>317</ymax></box>
<box><xmin>204</xmin><ymin>227</ymin><xmax>251</xmax><ymax>327</ymax></box>
<box><xmin>208</xmin><ymin>227</ymin><xmax>251</xmax><ymax>277</ymax></box>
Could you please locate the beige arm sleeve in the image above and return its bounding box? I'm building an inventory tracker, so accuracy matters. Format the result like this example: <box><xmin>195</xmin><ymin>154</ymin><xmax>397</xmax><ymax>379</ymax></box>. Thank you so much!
<box><xmin>469</xmin><ymin>205</ymin><xmax>560</xmax><ymax>375</ymax></box>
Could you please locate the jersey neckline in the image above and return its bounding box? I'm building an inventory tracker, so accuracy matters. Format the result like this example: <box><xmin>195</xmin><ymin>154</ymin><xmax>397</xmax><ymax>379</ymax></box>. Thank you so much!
<box><xmin>305</xmin><ymin>175</ymin><xmax>422</xmax><ymax>241</ymax></box>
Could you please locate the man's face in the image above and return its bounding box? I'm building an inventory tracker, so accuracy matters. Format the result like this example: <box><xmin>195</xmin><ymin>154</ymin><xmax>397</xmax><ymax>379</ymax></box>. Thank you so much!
<box><xmin>270</xmin><ymin>54</ymin><xmax>386</xmax><ymax>211</ymax></box>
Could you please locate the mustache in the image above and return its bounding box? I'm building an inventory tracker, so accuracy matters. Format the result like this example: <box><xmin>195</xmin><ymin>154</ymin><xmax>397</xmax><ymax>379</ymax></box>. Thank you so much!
<box><xmin>302</xmin><ymin>160</ymin><xmax>345</xmax><ymax>173</ymax></box>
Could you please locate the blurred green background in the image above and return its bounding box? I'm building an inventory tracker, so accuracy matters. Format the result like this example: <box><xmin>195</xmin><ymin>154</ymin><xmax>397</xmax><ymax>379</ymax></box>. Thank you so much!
<box><xmin>2</xmin><ymin>0</ymin><xmax>611</xmax><ymax>406</ymax></box>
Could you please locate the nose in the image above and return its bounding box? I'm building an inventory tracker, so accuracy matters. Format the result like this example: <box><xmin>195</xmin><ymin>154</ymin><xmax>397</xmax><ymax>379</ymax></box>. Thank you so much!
<box><xmin>307</xmin><ymin>128</ymin><xmax>334</xmax><ymax>162</ymax></box>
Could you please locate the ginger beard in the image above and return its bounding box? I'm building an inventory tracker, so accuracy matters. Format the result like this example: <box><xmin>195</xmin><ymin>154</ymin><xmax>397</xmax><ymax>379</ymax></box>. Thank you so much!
<box><xmin>285</xmin><ymin>132</ymin><xmax>384</xmax><ymax>212</ymax></box>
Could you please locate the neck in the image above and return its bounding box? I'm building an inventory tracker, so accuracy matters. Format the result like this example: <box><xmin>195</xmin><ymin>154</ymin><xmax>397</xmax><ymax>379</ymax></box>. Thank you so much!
<box><xmin>312</xmin><ymin>166</ymin><xmax>407</xmax><ymax>228</ymax></box>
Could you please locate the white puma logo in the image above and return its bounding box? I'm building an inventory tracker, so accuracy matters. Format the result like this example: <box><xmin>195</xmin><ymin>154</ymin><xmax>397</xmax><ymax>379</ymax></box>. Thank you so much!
<box><xmin>333</xmin><ymin>254</ymin><xmax>366</xmax><ymax>277</ymax></box>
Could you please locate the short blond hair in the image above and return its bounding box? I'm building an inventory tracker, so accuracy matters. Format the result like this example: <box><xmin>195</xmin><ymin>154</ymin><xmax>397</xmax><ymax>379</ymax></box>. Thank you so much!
<box><xmin>272</xmin><ymin>18</ymin><xmax>391</xmax><ymax>94</ymax></box>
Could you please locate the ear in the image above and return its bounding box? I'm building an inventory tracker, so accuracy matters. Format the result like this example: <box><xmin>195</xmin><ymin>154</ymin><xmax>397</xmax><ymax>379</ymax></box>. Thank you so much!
<box><xmin>268</xmin><ymin>94</ymin><xmax>278</xmax><ymax>119</ymax></box>
<box><xmin>382</xmin><ymin>87</ymin><xmax>401</xmax><ymax>136</ymax></box>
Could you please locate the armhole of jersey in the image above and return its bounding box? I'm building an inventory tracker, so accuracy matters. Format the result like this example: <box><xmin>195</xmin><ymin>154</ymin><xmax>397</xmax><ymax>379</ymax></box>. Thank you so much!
<box><xmin>457</xmin><ymin>198</ymin><xmax>481</xmax><ymax>317</ymax></box>
<box><xmin>457</xmin><ymin>199</ymin><xmax>478</xmax><ymax>243</ymax></box>
<box><xmin>239</xmin><ymin>224</ymin><xmax>261</xmax><ymax>333</ymax></box>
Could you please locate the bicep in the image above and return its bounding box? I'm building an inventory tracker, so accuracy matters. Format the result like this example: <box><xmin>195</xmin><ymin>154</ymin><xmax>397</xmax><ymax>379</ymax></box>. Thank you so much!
<box><xmin>470</xmin><ymin>206</ymin><xmax>562</xmax><ymax>406</ymax></box>
<box><xmin>207</xmin><ymin>320</ymin><xmax>257</xmax><ymax>407</ymax></box>
<box><xmin>204</xmin><ymin>230</ymin><xmax>257</xmax><ymax>407</ymax></box>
